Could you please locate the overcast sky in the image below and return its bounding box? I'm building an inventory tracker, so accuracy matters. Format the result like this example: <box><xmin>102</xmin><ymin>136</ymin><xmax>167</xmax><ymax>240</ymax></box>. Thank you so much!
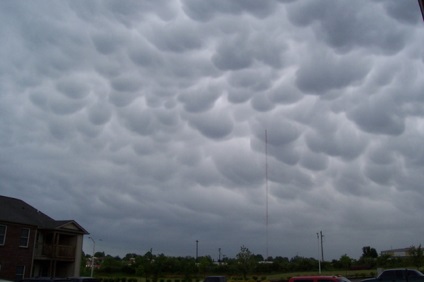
<box><xmin>1</xmin><ymin>0</ymin><xmax>424</xmax><ymax>261</ymax></box>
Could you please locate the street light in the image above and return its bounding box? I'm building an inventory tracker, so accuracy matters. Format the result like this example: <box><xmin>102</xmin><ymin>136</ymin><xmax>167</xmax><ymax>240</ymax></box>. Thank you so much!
<box><xmin>88</xmin><ymin>237</ymin><xmax>96</xmax><ymax>277</ymax></box>
<box><xmin>316</xmin><ymin>233</ymin><xmax>321</xmax><ymax>274</ymax></box>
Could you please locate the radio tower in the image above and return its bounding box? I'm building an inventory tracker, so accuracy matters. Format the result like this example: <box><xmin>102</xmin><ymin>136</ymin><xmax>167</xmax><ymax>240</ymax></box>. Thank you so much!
<box><xmin>265</xmin><ymin>129</ymin><xmax>269</xmax><ymax>260</ymax></box>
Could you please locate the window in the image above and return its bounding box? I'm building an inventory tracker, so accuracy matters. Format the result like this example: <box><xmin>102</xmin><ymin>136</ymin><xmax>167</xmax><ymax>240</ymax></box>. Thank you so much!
<box><xmin>0</xmin><ymin>225</ymin><xmax>6</xmax><ymax>245</ymax></box>
<box><xmin>19</xmin><ymin>228</ymin><xmax>30</xmax><ymax>247</ymax></box>
<box><xmin>16</xmin><ymin>265</ymin><xmax>25</xmax><ymax>281</ymax></box>
<box><xmin>407</xmin><ymin>270</ymin><xmax>422</xmax><ymax>278</ymax></box>
<box><xmin>396</xmin><ymin>270</ymin><xmax>405</xmax><ymax>280</ymax></box>
<box><xmin>379</xmin><ymin>271</ymin><xmax>395</xmax><ymax>280</ymax></box>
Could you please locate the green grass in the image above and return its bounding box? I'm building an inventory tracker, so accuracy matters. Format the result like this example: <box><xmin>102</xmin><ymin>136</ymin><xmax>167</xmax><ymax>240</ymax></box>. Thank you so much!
<box><xmin>266</xmin><ymin>269</ymin><xmax>377</xmax><ymax>280</ymax></box>
<box><xmin>95</xmin><ymin>270</ymin><xmax>377</xmax><ymax>282</ymax></box>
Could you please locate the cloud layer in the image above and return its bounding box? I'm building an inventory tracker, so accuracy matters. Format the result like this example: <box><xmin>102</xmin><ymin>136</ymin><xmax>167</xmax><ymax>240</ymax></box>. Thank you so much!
<box><xmin>1</xmin><ymin>0</ymin><xmax>424</xmax><ymax>260</ymax></box>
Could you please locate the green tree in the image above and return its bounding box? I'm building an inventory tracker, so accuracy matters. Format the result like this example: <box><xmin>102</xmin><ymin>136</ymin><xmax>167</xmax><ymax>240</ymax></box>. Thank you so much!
<box><xmin>376</xmin><ymin>254</ymin><xmax>396</xmax><ymax>268</ymax></box>
<box><xmin>409</xmin><ymin>245</ymin><xmax>424</xmax><ymax>268</ymax></box>
<box><xmin>80</xmin><ymin>251</ymin><xmax>90</xmax><ymax>276</ymax></box>
<box><xmin>99</xmin><ymin>255</ymin><xmax>123</xmax><ymax>273</ymax></box>
<box><xmin>145</xmin><ymin>254</ymin><xmax>168</xmax><ymax>282</ymax></box>
<box><xmin>94</xmin><ymin>251</ymin><xmax>105</xmax><ymax>257</ymax></box>
<box><xmin>289</xmin><ymin>256</ymin><xmax>318</xmax><ymax>272</ymax></box>
<box><xmin>124</xmin><ymin>253</ymin><xmax>138</xmax><ymax>260</ymax></box>
<box><xmin>358</xmin><ymin>246</ymin><xmax>378</xmax><ymax>269</ymax></box>
<box><xmin>361</xmin><ymin>246</ymin><xmax>378</xmax><ymax>258</ymax></box>
<box><xmin>271</xmin><ymin>256</ymin><xmax>290</xmax><ymax>272</ymax></box>
<box><xmin>339</xmin><ymin>254</ymin><xmax>352</xmax><ymax>270</ymax></box>
<box><xmin>253</xmin><ymin>254</ymin><xmax>264</xmax><ymax>262</ymax></box>
<box><xmin>236</xmin><ymin>245</ymin><xmax>255</xmax><ymax>280</ymax></box>
<box><xmin>198</xmin><ymin>256</ymin><xmax>214</xmax><ymax>275</ymax></box>
<box><xmin>177</xmin><ymin>257</ymin><xmax>196</xmax><ymax>282</ymax></box>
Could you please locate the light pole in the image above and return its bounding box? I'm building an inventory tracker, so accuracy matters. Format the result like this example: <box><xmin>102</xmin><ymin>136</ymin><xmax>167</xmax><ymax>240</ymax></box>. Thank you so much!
<box><xmin>316</xmin><ymin>233</ymin><xmax>321</xmax><ymax>274</ymax></box>
<box><xmin>196</xmin><ymin>240</ymin><xmax>199</xmax><ymax>262</ymax></box>
<box><xmin>89</xmin><ymin>237</ymin><xmax>96</xmax><ymax>277</ymax></box>
<box><xmin>320</xmin><ymin>230</ymin><xmax>324</xmax><ymax>262</ymax></box>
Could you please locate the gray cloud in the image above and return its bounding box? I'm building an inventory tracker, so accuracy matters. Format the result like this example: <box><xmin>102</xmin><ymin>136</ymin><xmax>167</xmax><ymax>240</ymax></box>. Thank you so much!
<box><xmin>1</xmin><ymin>0</ymin><xmax>424</xmax><ymax>260</ymax></box>
<box><xmin>286</xmin><ymin>0</ymin><xmax>409</xmax><ymax>55</ymax></box>
<box><xmin>178</xmin><ymin>82</ymin><xmax>222</xmax><ymax>113</ymax></box>
<box><xmin>295</xmin><ymin>50</ymin><xmax>371</xmax><ymax>94</ymax></box>
<box><xmin>348</xmin><ymin>94</ymin><xmax>405</xmax><ymax>136</ymax></box>
<box><xmin>186</xmin><ymin>109</ymin><xmax>234</xmax><ymax>140</ymax></box>
<box><xmin>212</xmin><ymin>38</ymin><xmax>254</xmax><ymax>71</ymax></box>
<box><xmin>182</xmin><ymin>0</ymin><xmax>278</xmax><ymax>22</ymax></box>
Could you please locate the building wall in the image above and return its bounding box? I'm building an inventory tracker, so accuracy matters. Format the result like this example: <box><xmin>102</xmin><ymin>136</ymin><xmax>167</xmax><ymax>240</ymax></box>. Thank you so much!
<box><xmin>381</xmin><ymin>248</ymin><xmax>412</xmax><ymax>258</ymax></box>
<box><xmin>74</xmin><ymin>234</ymin><xmax>84</xmax><ymax>276</ymax></box>
<box><xmin>0</xmin><ymin>221</ymin><xmax>36</xmax><ymax>281</ymax></box>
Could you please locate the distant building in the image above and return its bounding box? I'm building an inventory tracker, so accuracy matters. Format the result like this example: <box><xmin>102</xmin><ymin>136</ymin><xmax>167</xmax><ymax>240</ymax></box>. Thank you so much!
<box><xmin>0</xmin><ymin>195</ymin><xmax>88</xmax><ymax>281</ymax></box>
<box><xmin>380</xmin><ymin>247</ymin><xmax>414</xmax><ymax>257</ymax></box>
<box><xmin>85</xmin><ymin>257</ymin><xmax>103</xmax><ymax>269</ymax></box>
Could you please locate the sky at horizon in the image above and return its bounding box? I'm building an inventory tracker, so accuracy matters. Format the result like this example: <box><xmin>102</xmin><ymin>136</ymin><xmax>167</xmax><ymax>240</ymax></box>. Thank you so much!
<box><xmin>1</xmin><ymin>0</ymin><xmax>424</xmax><ymax>261</ymax></box>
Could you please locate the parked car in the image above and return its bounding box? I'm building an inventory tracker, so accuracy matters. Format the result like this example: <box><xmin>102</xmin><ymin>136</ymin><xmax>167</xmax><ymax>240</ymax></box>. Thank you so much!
<box><xmin>203</xmin><ymin>276</ymin><xmax>227</xmax><ymax>282</ymax></box>
<box><xmin>361</xmin><ymin>269</ymin><xmax>424</xmax><ymax>282</ymax></box>
<box><xmin>289</xmin><ymin>276</ymin><xmax>351</xmax><ymax>282</ymax></box>
<box><xmin>20</xmin><ymin>277</ymin><xmax>99</xmax><ymax>282</ymax></box>
<box><xmin>56</xmin><ymin>278</ymin><xmax>99</xmax><ymax>282</ymax></box>
<box><xmin>20</xmin><ymin>278</ymin><xmax>54</xmax><ymax>282</ymax></box>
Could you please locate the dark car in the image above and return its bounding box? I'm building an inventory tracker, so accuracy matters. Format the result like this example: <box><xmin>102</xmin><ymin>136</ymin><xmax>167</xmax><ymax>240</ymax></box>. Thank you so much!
<box><xmin>56</xmin><ymin>278</ymin><xmax>99</xmax><ymax>282</ymax></box>
<box><xmin>20</xmin><ymin>278</ymin><xmax>55</xmax><ymax>282</ymax></box>
<box><xmin>203</xmin><ymin>276</ymin><xmax>227</xmax><ymax>282</ymax></box>
<box><xmin>21</xmin><ymin>277</ymin><xmax>99</xmax><ymax>282</ymax></box>
<box><xmin>289</xmin><ymin>276</ymin><xmax>351</xmax><ymax>282</ymax></box>
<box><xmin>361</xmin><ymin>269</ymin><xmax>424</xmax><ymax>282</ymax></box>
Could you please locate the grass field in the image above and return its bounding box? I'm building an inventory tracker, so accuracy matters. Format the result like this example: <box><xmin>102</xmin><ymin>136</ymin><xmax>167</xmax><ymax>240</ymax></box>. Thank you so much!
<box><xmin>95</xmin><ymin>269</ymin><xmax>379</xmax><ymax>282</ymax></box>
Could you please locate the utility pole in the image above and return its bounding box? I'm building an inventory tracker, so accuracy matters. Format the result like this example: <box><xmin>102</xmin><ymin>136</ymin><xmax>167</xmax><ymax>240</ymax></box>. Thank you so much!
<box><xmin>316</xmin><ymin>231</ymin><xmax>324</xmax><ymax>273</ymax></box>
<box><xmin>196</xmin><ymin>240</ymin><xmax>199</xmax><ymax>262</ymax></box>
<box><xmin>316</xmin><ymin>233</ymin><xmax>321</xmax><ymax>273</ymax></box>
<box><xmin>320</xmin><ymin>230</ymin><xmax>324</xmax><ymax>262</ymax></box>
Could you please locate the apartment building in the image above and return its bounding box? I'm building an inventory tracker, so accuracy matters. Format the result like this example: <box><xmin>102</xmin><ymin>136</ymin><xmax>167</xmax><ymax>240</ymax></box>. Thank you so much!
<box><xmin>0</xmin><ymin>195</ymin><xmax>88</xmax><ymax>281</ymax></box>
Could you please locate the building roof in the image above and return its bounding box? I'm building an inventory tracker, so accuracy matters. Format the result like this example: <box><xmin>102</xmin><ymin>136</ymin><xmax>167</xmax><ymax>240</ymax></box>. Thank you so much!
<box><xmin>0</xmin><ymin>195</ymin><xmax>88</xmax><ymax>234</ymax></box>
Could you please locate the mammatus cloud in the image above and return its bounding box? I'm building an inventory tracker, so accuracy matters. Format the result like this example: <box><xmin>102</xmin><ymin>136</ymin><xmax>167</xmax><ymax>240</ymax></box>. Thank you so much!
<box><xmin>1</xmin><ymin>0</ymin><xmax>424</xmax><ymax>259</ymax></box>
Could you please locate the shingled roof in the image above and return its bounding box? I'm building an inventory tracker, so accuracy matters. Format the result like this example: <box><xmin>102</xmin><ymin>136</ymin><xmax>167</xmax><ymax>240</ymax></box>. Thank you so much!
<box><xmin>0</xmin><ymin>195</ymin><xmax>88</xmax><ymax>234</ymax></box>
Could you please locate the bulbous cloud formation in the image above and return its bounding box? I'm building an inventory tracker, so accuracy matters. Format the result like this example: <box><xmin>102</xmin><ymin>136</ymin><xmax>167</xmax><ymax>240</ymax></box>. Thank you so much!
<box><xmin>1</xmin><ymin>0</ymin><xmax>424</xmax><ymax>260</ymax></box>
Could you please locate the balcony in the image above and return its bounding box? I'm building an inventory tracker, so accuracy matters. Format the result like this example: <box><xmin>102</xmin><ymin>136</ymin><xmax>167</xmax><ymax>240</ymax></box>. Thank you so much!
<box><xmin>35</xmin><ymin>243</ymin><xmax>76</xmax><ymax>260</ymax></box>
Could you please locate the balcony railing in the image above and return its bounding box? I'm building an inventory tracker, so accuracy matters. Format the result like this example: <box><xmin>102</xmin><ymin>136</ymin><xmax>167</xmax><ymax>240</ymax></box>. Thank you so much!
<box><xmin>35</xmin><ymin>243</ymin><xmax>76</xmax><ymax>259</ymax></box>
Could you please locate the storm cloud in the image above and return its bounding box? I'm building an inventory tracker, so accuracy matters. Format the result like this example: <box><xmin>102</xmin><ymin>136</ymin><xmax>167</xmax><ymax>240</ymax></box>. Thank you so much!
<box><xmin>1</xmin><ymin>0</ymin><xmax>424</xmax><ymax>260</ymax></box>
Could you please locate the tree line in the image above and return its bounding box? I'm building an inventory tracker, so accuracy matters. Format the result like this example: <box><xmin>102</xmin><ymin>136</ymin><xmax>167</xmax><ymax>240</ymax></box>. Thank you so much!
<box><xmin>81</xmin><ymin>245</ymin><xmax>424</xmax><ymax>280</ymax></box>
